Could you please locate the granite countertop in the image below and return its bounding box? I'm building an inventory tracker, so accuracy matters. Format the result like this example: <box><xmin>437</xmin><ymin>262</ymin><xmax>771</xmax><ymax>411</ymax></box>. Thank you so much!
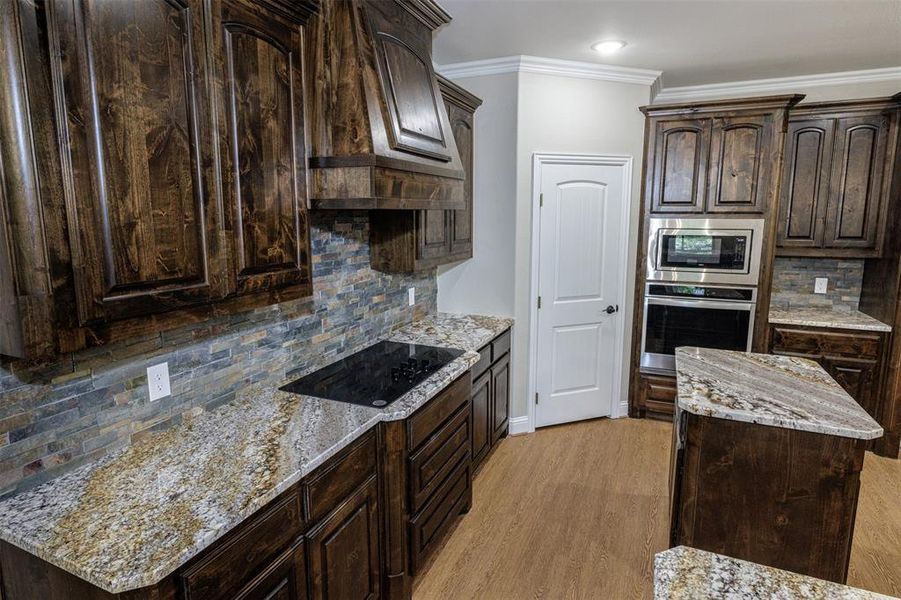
<box><xmin>0</xmin><ymin>313</ymin><xmax>512</xmax><ymax>594</ymax></box>
<box><xmin>655</xmin><ymin>546</ymin><xmax>893</xmax><ymax>599</ymax></box>
<box><xmin>769</xmin><ymin>307</ymin><xmax>891</xmax><ymax>333</ymax></box>
<box><xmin>675</xmin><ymin>347</ymin><xmax>883</xmax><ymax>440</ymax></box>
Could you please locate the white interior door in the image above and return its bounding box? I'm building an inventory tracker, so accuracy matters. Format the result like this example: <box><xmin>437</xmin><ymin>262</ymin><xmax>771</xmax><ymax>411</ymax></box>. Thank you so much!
<box><xmin>535</xmin><ymin>160</ymin><xmax>627</xmax><ymax>428</ymax></box>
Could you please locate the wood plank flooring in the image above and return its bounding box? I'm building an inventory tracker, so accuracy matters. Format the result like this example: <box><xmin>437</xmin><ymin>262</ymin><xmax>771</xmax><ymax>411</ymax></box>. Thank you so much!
<box><xmin>413</xmin><ymin>417</ymin><xmax>901</xmax><ymax>599</ymax></box>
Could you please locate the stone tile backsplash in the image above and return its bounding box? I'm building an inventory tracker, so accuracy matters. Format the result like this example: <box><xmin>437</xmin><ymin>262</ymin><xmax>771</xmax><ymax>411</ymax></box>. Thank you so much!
<box><xmin>770</xmin><ymin>257</ymin><xmax>864</xmax><ymax>312</ymax></box>
<box><xmin>0</xmin><ymin>211</ymin><xmax>436</xmax><ymax>496</ymax></box>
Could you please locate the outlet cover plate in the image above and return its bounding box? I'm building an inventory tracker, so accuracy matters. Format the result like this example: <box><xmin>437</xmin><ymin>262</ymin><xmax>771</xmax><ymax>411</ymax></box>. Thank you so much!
<box><xmin>408</xmin><ymin>287</ymin><xmax>415</xmax><ymax>306</ymax></box>
<box><xmin>147</xmin><ymin>362</ymin><xmax>171</xmax><ymax>402</ymax></box>
<box><xmin>814</xmin><ymin>277</ymin><xmax>828</xmax><ymax>294</ymax></box>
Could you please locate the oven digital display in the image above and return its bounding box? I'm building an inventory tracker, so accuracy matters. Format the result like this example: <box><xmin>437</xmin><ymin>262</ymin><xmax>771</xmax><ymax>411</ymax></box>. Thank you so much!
<box><xmin>659</xmin><ymin>232</ymin><xmax>747</xmax><ymax>271</ymax></box>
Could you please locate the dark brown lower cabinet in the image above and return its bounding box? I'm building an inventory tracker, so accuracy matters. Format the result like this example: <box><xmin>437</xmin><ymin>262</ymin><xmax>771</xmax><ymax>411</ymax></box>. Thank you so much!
<box><xmin>632</xmin><ymin>372</ymin><xmax>678</xmax><ymax>419</ymax></box>
<box><xmin>670</xmin><ymin>411</ymin><xmax>867</xmax><ymax>584</ymax></box>
<box><xmin>306</xmin><ymin>478</ymin><xmax>380</xmax><ymax>600</ymax></box>
<box><xmin>234</xmin><ymin>542</ymin><xmax>308</xmax><ymax>600</ymax></box>
<box><xmin>768</xmin><ymin>324</ymin><xmax>887</xmax><ymax>445</ymax></box>
<box><xmin>471</xmin><ymin>329</ymin><xmax>512</xmax><ymax>472</ymax></box>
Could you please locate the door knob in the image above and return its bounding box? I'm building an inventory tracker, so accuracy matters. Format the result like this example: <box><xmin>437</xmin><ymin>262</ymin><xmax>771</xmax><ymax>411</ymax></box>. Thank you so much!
<box><xmin>604</xmin><ymin>304</ymin><xmax>619</xmax><ymax>314</ymax></box>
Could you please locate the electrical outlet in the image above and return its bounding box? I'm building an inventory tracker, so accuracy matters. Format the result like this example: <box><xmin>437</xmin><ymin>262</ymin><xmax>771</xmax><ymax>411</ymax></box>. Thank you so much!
<box><xmin>147</xmin><ymin>362</ymin><xmax>171</xmax><ymax>402</ymax></box>
<box><xmin>408</xmin><ymin>287</ymin><xmax>415</xmax><ymax>306</ymax></box>
<box><xmin>814</xmin><ymin>277</ymin><xmax>828</xmax><ymax>294</ymax></box>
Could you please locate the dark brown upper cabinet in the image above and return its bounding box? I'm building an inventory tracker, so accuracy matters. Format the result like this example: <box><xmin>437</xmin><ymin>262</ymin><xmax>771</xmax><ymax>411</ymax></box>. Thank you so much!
<box><xmin>305</xmin><ymin>0</ymin><xmax>466</xmax><ymax>210</ymax></box>
<box><xmin>370</xmin><ymin>76</ymin><xmax>481</xmax><ymax>272</ymax></box>
<box><xmin>777</xmin><ymin>97</ymin><xmax>900</xmax><ymax>257</ymax></box>
<box><xmin>211</xmin><ymin>0</ymin><xmax>313</xmax><ymax>298</ymax></box>
<box><xmin>0</xmin><ymin>0</ymin><xmax>318</xmax><ymax>358</ymax></box>
<box><xmin>47</xmin><ymin>0</ymin><xmax>226</xmax><ymax>326</ymax></box>
<box><xmin>641</xmin><ymin>95</ymin><xmax>803</xmax><ymax>215</ymax></box>
<box><xmin>648</xmin><ymin>117</ymin><xmax>711</xmax><ymax>213</ymax></box>
<box><xmin>706</xmin><ymin>114</ymin><xmax>775</xmax><ymax>213</ymax></box>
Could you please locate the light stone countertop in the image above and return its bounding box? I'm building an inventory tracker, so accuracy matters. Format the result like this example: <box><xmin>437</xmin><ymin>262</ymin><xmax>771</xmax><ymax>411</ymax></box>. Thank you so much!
<box><xmin>769</xmin><ymin>307</ymin><xmax>891</xmax><ymax>333</ymax></box>
<box><xmin>675</xmin><ymin>347</ymin><xmax>883</xmax><ymax>440</ymax></box>
<box><xmin>655</xmin><ymin>546</ymin><xmax>893</xmax><ymax>599</ymax></box>
<box><xmin>0</xmin><ymin>313</ymin><xmax>512</xmax><ymax>594</ymax></box>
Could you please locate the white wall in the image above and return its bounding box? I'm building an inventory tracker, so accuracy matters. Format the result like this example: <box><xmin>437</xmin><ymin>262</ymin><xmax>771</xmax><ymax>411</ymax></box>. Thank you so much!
<box><xmin>437</xmin><ymin>72</ymin><xmax>518</xmax><ymax>318</ymax></box>
<box><xmin>512</xmin><ymin>73</ymin><xmax>651</xmax><ymax>422</ymax></box>
<box><xmin>438</xmin><ymin>69</ymin><xmax>652</xmax><ymax>425</ymax></box>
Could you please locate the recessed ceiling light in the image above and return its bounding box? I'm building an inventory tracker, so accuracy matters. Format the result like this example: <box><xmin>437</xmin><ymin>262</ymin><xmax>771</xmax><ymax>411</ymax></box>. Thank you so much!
<box><xmin>591</xmin><ymin>40</ymin><xmax>627</xmax><ymax>55</ymax></box>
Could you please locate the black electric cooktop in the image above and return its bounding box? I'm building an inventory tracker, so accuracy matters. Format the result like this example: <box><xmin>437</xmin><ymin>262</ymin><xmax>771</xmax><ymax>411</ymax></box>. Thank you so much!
<box><xmin>280</xmin><ymin>341</ymin><xmax>464</xmax><ymax>408</ymax></box>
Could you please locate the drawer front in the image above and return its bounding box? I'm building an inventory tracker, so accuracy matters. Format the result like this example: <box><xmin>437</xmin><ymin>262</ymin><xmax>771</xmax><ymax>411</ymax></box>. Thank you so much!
<box><xmin>642</xmin><ymin>374</ymin><xmax>677</xmax><ymax>415</ymax></box>
<box><xmin>408</xmin><ymin>458</ymin><xmax>472</xmax><ymax>575</ymax></box>
<box><xmin>409</xmin><ymin>403</ymin><xmax>471</xmax><ymax>512</ymax></box>
<box><xmin>181</xmin><ymin>491</ymin><xmax>304</xmax><ymax>600</ymax></box>
<box><xmin>491</xmin><ymin>330</ymin><xmax>511</xmax><ymax>361</ymax></box>
<box><xmin>770</xmin><ymin>326</ymin><xmax>881</xmax><ymax>360</ymax></box>
<box><xmin>472</xmin><ymin>344</ymin><xmax>491</xmax><ymax>380</ymax></box>
<box><xmin>408</xmin><ymin>374</ymin><xmax>471</xmax><ymax>452</ymax></box>
<box><xmin>303</xmin><ymin>430</ymin><xmax>377</xmax><ymax>524</ymax></box>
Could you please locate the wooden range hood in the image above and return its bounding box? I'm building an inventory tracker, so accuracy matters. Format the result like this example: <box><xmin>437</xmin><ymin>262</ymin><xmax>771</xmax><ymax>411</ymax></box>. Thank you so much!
<box><xmin>305</xmin><ymin>0</ymin><xmax>466</xmax><ymax>210</ymax></box>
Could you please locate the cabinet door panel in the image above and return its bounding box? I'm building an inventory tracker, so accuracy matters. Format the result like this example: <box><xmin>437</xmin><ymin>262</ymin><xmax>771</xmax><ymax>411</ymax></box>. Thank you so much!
<box><xmin>417</xmin><ymin>209</ymin><xmax>450</xmax><ymax>261</ymax></box>
<box><xmin>823</xmin><ymin>357</ymin><xmax>879</xmax><ymax>420</ymax></box>
<box><xmin>49</xmin><ymin>0</ymin><xmax>221</xmax><ymax>324</ymax></box>
<box><xmin>707</xmin><ymin>115</ymin><xmax>772</xmax><ymax>213</ymax></box>
<box><xmin>449</xmin><ymin>103</ymin><xmax>474</xmax><ymax>256</ymax></box>
<box><xmin>366</xmin><ymin>3</ymin><xmax>452</xmax><ymax>162</ymax></box>
<box><xmin>307</xmin><ymin>477</ymin><xmax>380</xmax><ymax>600</ymax></box>
<box><xmin>491</xmin><ymin>352</ymin><xmax>510</xmax><ymax>442</ymax></box>
<box><xmin>471</xmin><ymin>369</ymin><xmax>491</xmax><ymax>470</ymax></box>
<box><xmin>824</xmin><ymin>116</ymin><xmax>889</xmax><ymax>249</ymax></box>
<box><xmin>777</xmin><ymin>119</ymin><xmax>834</xmax><ymax>248</ymax></box>
<box><xmin>216</xmin><ymin>0</ymin><xmax>312</xmax><ymax>295</ymax></box>
<box><xmin>650</xmin><ymin>118</ymin><xmax>711</xmax><ymax>213</ymax></box>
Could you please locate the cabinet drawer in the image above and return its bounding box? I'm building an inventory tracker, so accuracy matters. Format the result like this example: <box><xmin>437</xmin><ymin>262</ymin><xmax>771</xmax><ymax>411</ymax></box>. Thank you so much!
<box><xmin>302</xmin><ymin>430</ymin><xmax>377</xmax><ymax>524</ymax></box>
<box><xmin>408</xmin><ymin>403</ymin><xmax>471</xmax><ymax>512</ymax></box>
<box><xmin>770</xmin><ymin>327</ymin><xmax>881</xmax><ymax>360</ymax></box>
<box><xmin>409</xmin><ymin>457</ymin><xmax>472</xmax><ymax>575</ymax></box>
<box><xmin>181</xmin><ymin>491</ymin><xmax>303</xmax><ymax>600</ymax></box>
<box><xmin>408</xmin><ymin>374</ymin><xmax>471</xmax><ymax>452</ymax></box>
<box><xmin>472</xmin><ymin>344</ymin><xmax>491</xmax><ymax>380</ymax></box>
<box><xmin>642</xmin><ymin>374</ymin><xmax>677</xmax><ymax>415</ymax></box>
<box><xmin>491</xmin><ymin>330</ymin><xmax>511</xmax><ymax>361</ymax></box>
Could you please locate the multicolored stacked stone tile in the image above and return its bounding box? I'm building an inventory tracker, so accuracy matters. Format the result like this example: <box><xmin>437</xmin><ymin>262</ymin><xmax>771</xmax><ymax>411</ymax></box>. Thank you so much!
<box><xmin>0</xmin><ymin>212</ymin><xmax>436</xmax><ymax>495</ymax></box>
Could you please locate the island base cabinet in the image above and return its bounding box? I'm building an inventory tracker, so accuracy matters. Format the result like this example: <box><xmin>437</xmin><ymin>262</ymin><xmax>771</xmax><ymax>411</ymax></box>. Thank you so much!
<box><xmin>670</xmin><ymin>412</ymin><xmax>866</xmax><ymax>584</ymax></box>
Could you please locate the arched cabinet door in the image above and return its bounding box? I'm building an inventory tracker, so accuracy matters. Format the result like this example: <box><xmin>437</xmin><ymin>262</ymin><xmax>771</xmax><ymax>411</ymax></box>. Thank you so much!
<box><xmin>212</xmin><ymin>0</ymin><xmax>313</xmax><ymax>298</ymax></box>
<box><xmin>706</xmin><ymin>114</ymin><xmax>775</xmax><ymax>213</ymax></box>
<box><xmin>649</xmin><ymin>118</ymin><xmax>712</xmax><ymax>213</ymax></box>
<box><xmin>824</xmin><ymin>116</ymin><xmax>890</xmax><ymax>250</ymax></box>
<box><xmin>777</xmin><ymin>119</ymin><xmax>835</xmax><ymax>249</ymax></box>
<box><xmin>47</xmin><ymin>0</ymin><xmax>225</xmax><ymax>325</ymax></box>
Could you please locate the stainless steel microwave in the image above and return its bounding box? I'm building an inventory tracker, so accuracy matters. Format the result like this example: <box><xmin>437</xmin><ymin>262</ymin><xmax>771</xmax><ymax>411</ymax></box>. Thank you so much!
<box><xmin>646</xmin><ymin>218</ymin><xmax>764</xmax><ymax>286</ymax></box>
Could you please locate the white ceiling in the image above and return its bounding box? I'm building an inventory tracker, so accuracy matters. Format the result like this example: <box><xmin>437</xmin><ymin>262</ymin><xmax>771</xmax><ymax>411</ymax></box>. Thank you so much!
<box><xmin>432</xmin><ymin>0</ymin><xmax>901</xmax><ymax>87</ymax></box>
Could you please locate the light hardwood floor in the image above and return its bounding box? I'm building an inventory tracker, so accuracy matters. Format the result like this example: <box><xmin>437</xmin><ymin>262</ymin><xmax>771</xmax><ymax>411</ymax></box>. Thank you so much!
<box><xmin>413</xmin><ymin>418</ymin><xmax>901</xmax><ymax>599</ymax></box>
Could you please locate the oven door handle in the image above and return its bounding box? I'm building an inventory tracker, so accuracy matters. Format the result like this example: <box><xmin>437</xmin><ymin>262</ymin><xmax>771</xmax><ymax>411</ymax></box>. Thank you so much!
<box><xmin>645</xmin><ymin>296</ymin><xmax>755</xmax><ymax>311</ymax></box>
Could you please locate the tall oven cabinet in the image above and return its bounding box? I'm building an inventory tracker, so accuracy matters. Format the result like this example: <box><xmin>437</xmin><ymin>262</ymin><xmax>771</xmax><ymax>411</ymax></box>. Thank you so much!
<box><xmin>629</xmin><ymin>95</ymin><xmax>803</xmax><ymax>419</ymax></box>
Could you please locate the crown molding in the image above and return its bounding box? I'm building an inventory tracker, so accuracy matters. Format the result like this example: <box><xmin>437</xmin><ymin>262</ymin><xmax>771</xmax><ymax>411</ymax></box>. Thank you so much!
<box><xmin>654</xmin><ymin>66</ymin><xmax>901</xmax><ymax>103</ymax></box>
<box><xmin>436</xmin><ymin>55</ymin><xmax>662</xmax><ymax>86</ymax></box>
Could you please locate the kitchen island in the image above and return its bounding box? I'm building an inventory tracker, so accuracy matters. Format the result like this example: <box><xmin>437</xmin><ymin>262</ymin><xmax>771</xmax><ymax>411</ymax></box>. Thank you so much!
<box><xmin>670</xmin><ymin>347</ymin><xmax>883</xmax><ymax>584</ymax></box>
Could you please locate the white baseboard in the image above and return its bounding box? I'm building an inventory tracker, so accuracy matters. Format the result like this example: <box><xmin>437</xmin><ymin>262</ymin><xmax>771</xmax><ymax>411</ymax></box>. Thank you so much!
<box><xmin>508</xmin><ymin>416</ymin><xmax>531</xmax><ymax>435</ymax></box>
<box><xmin>616</xmin><ymin>400</ymin><xmax>629</xmax><ymax>419</ymax></box>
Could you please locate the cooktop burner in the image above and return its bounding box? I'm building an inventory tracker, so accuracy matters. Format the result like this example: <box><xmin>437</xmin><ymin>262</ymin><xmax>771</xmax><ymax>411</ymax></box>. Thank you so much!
<box><xmin>280</xmin><ymin>341</ymin><xmax>464</xmax><ymax>408</ymax></box>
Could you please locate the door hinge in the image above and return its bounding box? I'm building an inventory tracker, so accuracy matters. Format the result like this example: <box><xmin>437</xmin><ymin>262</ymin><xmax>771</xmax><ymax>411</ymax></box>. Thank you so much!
<box><xmin>539</xmin><ymin>193</ymin><xmax>544</xmax><ymax>207</ymax></box>
<box><xmin>535</xmin><ymin>392</ymin><xmax>539</xmax><ymax>405</ymax></box>
<box><xmin>537</xmin><ymin>296</ymin><xmax>542</xmax><ymax>309</ymax></box>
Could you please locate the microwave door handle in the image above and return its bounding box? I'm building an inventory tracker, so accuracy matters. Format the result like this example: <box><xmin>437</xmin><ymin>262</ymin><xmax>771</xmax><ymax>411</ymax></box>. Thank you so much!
<box><xmin>645</xmin><ymin>297</ymin><xmax>754</xmax><ymax>311</ymax></box>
